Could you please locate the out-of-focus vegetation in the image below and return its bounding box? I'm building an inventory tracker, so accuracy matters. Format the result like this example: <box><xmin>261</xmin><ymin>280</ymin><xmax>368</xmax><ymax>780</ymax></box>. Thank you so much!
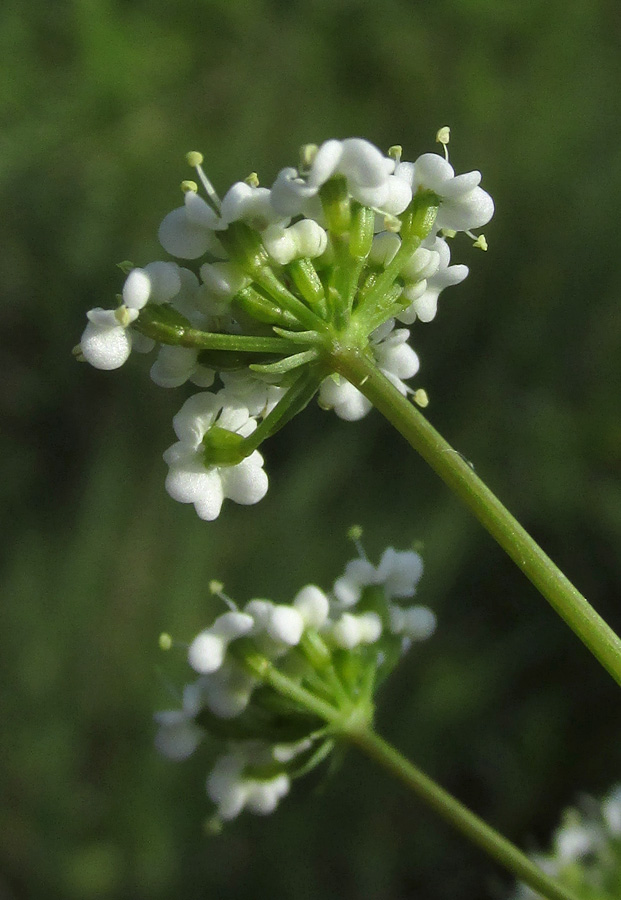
<box><xmin>2</xmin><ymin>1</ymin><xmax>621</xmax><ymax>897</ymax></box>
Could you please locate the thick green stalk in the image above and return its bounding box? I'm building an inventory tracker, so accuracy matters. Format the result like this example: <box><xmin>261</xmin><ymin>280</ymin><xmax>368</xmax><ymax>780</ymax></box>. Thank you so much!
<box><xmin>333</xmin><ymin>347</ymin><xmax>621</xmax><ymax>686</ymax></box>
<box><xmin>255</xmin><ymin>662</ymin><xmax>578</xmax><ymax>900</ymax></box>
<box><xmin>348</xmin><ymin>727</ymin><xmax>580</xmax><ymax>900</ymax></box>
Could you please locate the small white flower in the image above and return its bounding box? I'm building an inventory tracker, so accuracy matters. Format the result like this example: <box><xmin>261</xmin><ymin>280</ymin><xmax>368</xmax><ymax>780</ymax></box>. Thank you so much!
<box><xmin>158</xmin><ymin>189</ymin><xmax>226</xmax><ymax>260</ymax></box>
<box><xmin>220</xmin><ymin>372</ymin><xmax>285</xmax><ymax>418</ymax></box>
<box><xmin>220</xmin><ymin>181</ymin><xmax>288</xmax><ymax>231</ymax></box>
<box><xmin>318</xmin><ymin>320</ymin><xmax>419</xmax><ymax>421</ymax></box>
<box><xmin>262</xmin><ymin>219</ymin><xmax>328</xmax><ymax>265</ymax></box>
<box><xmin>553</xmin><ymin>821</ymin><xmax>599</xmax><ymax>861</ymax></box>
<box><xmin>389</xmin><ymin>604</ymin><xmax>436</xmax><ymax>640</ymax></box>
<box><xmin>199</xmin><ymin>261</ymin><xmax>250</xmax><ymax>300</ymax></box>
<box><xmin>154</xmin><ymin>683</ymin><xmax>204</xmax><ymax>761</ymax></box>
<box><xmin>200</xmin><ymin>659</ymin><xmax>259</xmax><ymax>719</ymax></box>
<box><xmin>334</xmin><ymin>547</ymin><xmax>424</xmax><ymax>607</ymax></box>
<box><xmin>122</xmin><ymin>261</ymin><xmax>182</xmax><ymax>309</ymax></box>
<box><xmin>163</xmin><ymin>392</ymin><xmax>268</xmax><ymax>521</ymax></box>
<box><xmin>207</xmin><ymin>752</ymin><xmax>290</xmax><ymax>820</ymax></box>
<box><xmin>266</xmin><ymin>605</ymin><xmax>305</xmax><ymax>646</ymax></box>
<box><xmin>80</xmin><ymin>306</ymin><xmax>154</xmax><ymax>371</ymax></box>
<box><xmin>395</xmin><ymin>153</ymin><xmax>494</xmax><ymax>233</ymax></box>
<box><xmin>293</xmin><ymin>585</ymin><xmax>330</xmax><ymax>629</ymax></box>
<box><xmin>271</xmin><ymin>138</ymin><xmax>412</xmax><ymax>217</ymax></box>
<box><xmin>331</xmin><ymin>611</ymin><xmax>382</xmax><ymax>649</ymax></box>
<box><xmin>397</xmin><ymin>237</ymin><xmax>468</xmax><ymax>324</ymax></box>
<box><xmin>150</xmin><ymin>345</ymin><xmax>216</xmax><ymax>389</ymax></box>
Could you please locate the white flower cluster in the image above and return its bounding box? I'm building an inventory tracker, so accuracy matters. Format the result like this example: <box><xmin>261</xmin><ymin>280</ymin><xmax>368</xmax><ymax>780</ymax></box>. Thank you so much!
<box><xmin>78</xmin><ymin>134</ymin><xmax>493</xmax><ymax>518</ymax></box>
<box><xmin>155</xmin><ymin>546</ymin><xmax>436</xmax><ymax>822</ymax></box>
<box><xmin>512</xmin><ymin>785</ymin><xmax>621</xmax><ymax>900</ymax></box>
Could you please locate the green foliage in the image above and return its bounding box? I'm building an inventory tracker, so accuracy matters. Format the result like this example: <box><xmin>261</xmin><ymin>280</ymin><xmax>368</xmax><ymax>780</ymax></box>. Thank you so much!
<box><xmin>2</xmin><ymin>1</ymin><xmax>621</xmax><ymax>897</ymax></box>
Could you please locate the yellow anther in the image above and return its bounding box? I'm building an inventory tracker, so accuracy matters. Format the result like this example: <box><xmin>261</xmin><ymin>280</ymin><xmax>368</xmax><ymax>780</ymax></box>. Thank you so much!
<box><xmin>209</xmin><ymin>580</ymin><xmax>224</xmax><ymax>595</ymax></box>
<box><xmin>436</xmin><ymin>126</ymin><xmax>450</xmax><ymax>146</ymax></box>
<box><xmin>413</xmin><ymin>389</ymin><xmax>429</xmax><ymax>408</ymax></box>
<box><xmin>181</xmin><ymin>180</ymin><xmax>198</xmax><ymax>193</ymax></box>
<box><xmin>388</xmin><ymin>145</ymin><xmax>403</xmax><ymax>161</ymax></box>
<box><xmin>116</xmin><ymin>260</ymin><xmax>134</xmax><ymax>274</ymax></box>
<box><xmin>245</xmin><ymin>172</ymin><xmax>260</xmax><ymax>187</ymax></box>
<box><xmin>441</xmin><ymin>228</ymin><xmax>457</xmax><ymax>239</ymax></box>
<box><xmin>473</xmin><ymin>233</ymin><xmax>488</xmax><ymax>251</ymax></box>
<box><xmin>384</xmin><ymin>214</ymin><xmax>402</xmax><ymax>233</ymax></box>
<box><xmin>114</xmin><ymin>306</ymin><xmax>133</xmax><ymax>327</ymax></box>
<box><xmin>72</xmin><ymin>344</ymin><xmax>85</xmax><ymax>361</ymax></box>
<box><xmin>115</xmin><ymin>307</ymin><xmax>133</xmax><ymax>327</ymax></box>
<box><xmin>299</xmin><ymin>143</ymin><xmax>318</xmax><ymax>171</ymax></box>
<box><xmin>186</xmin><ymin>151</ymin><xmax>204</xmax><ymax>168</ymax></box>
<box><xmin>347</xmin><ymin>525</ymin><xmax>363</xmax><ymax>542</ymax></box>
<box><xmin>159</xmin><ymin>633</ymin><xmax>172</xmax><ymax>651</ymax></box>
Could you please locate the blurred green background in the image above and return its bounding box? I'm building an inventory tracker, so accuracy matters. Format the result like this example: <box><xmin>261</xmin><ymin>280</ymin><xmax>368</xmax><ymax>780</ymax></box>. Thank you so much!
<box><xmin>2</xmin><ymin>0</ymin><xmax>621</xmax><ymax>897</ymax></box>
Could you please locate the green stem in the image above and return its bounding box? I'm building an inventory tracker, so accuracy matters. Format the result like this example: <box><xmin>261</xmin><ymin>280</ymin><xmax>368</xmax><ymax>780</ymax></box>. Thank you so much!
<box><xmin>254</xmin><ymin>661</ymin><xmax>576</xmax><ymax>900</ymax></box>
<box><xmin>334</xmin><ymin>348</ymin><xmax>621</xmax><ymax>686</ymax></box>
<box><xmin>135</xmin><ymin>318</ymin><xmax>299</xmax><ymax>355</ymax></box>
<box><xmin>347</xmin><ymin>727</ymin><xmax>580</xmax><ymax>900</ymax></box>
<box><xmin>243</xmin><ymin>369</ymin><xmax>322</xmax><ymax>451</ymax></box>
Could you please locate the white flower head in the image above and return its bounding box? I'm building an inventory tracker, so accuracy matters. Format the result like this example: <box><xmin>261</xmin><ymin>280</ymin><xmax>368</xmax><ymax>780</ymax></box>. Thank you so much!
<box><xmin>163</xmin><ymin>392</ymin><xmax>268</xmax><ymax>521</ymax></box>
<box><xmin>395</xmin><ymin>153</ymin><xmax>494</xmax><ymax>233</ymax></box>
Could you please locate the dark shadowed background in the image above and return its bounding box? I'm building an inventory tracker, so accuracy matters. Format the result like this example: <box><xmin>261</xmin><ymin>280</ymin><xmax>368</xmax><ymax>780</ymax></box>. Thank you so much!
<box><xmin>2</xmin><ymin>1</ymin><xmax>621</xmax><ymax>897</ymax></box>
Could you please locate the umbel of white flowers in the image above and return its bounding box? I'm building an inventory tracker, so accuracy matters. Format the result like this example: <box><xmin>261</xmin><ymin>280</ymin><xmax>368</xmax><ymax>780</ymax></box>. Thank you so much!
<box><xmin>155</xmin><ymin>545</ymin><xmax>436</xmax><ymax>823</ymax></box>
<box><xmin>77</xmin><ymin>131</ymin><xmax>493</xmax><ymax>521</ymax></box>
<box><xmin>511</xmin><ymin>784</ymin><xmax>621</xmax><ymax>900</ymax></box>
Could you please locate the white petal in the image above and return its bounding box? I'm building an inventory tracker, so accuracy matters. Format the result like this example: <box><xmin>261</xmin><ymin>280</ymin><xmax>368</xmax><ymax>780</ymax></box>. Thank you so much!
<box><xmin>308</xmin><ymin>139</ymin><xmax>343</xmax><ymax>188</ymax></box>
<box><xmin>184</xmin><ymin>190</ymin><xmax>220</xmax><ymax>228</ymax></box>
<box><xmin>80</xmin><ymin>319</ymin><xmax>132</xmax><ymax>370</ymax></box>
<box><xmin>331</xmin><ymin>613</ymin><xmax>363</xmax><ymax>649</ymax></box>
<box><xmin>339</xmin><ymin>138</ymin><xmax>390</xmax><ymax>187</ymax></box>
<box><xmin>293</xmin><ymin>585</ymin><xmax>329</xmax><ymax>628</ymax></box>
<box><xmin>412</xmin><ymin>153</ymin><xmax>454</xmax><ymax>192</ymax></box>
<box><xmin>211</xmin><ymin>611</ymin><xmax>254</xmax><ymax>641</ymax></box>
<box><xmin>188</xmin><ymin>630</ymin><xmax>226</xmax><ymax>673</ymax></box>
<box><xmin>267</xmin><ymin>605</ymin><xmax>305</xmax><ymax>646</ymax></box>
<box><xmin>150</xmin><ymin>346</ymin><xmax>199</xmax><ymax>388</ymax></box>
<box><xmin>172</xmin><ymin>392</ymin><xmax>222</xmax><ymax>442</ymax></box>
<box><xmin>158</xmin><ymin>207</ymin><xmax>213</xmax><ymax>259</ymax></box>
<box><xmin>144</xmin><ymin>261</ymin><xmax>182</xmax><ymax>303</ymax></box>
<box><xmin>219</xmin><ymin>453</ymin><xmax>268</xmax><ymax>506</ymax></box>
<box><xmin>377</xmin><ymin>548</ymin><xmax>424</xmax><ymax>597</ymax></box>
<box><xmin>123</xmin><ymin>268</ymin><xmax>152</xmax><ymax>309</ymax></box>
<box><xmin>192</xmin><ymin>470</ymin><xmax>225</xmax><ymax>520</ymax></box>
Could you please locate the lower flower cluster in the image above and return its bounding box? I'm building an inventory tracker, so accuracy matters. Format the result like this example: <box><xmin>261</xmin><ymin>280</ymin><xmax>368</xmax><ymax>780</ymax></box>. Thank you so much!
<box><xmin>155</xmin><ymin>546</ymin><xmax>436</xmax><ymax>823</ymax></box>
<box><xmin>512</xmin><ymin>785</ymin><xmax>621</xmax><ymax>899</ymax></box>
